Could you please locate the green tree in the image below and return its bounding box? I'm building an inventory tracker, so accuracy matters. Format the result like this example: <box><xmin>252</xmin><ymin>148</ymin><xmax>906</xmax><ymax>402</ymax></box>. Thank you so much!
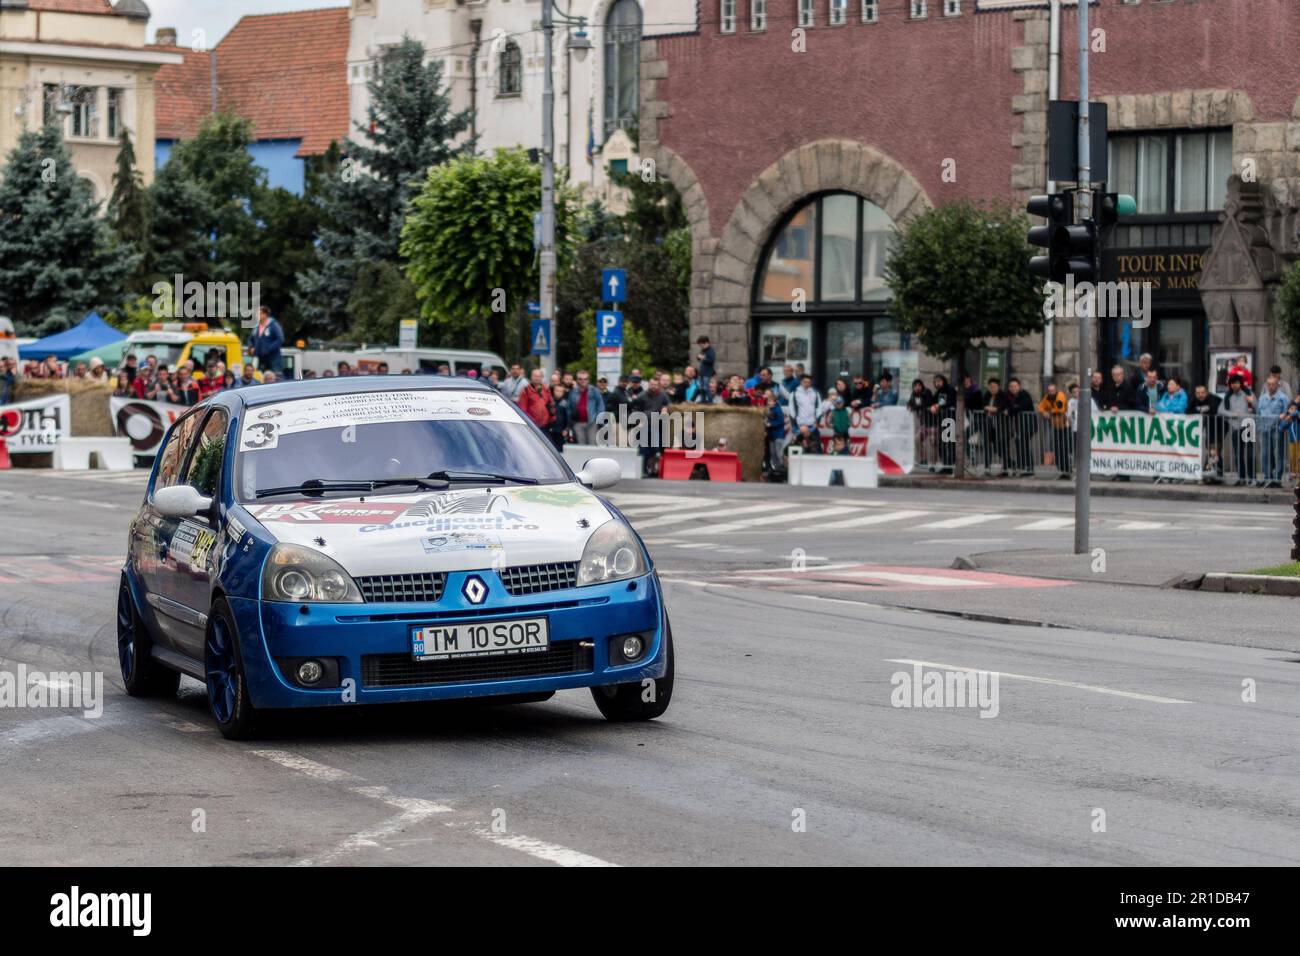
<box><xmin>0</xmin><ymin>124</ymin><xmax>123</xmax><ymax>333</ymax></box>
<box><xmin>401</xmin><ymin>148</ymin><xmax>575</xmax><ymax>358</ymax></box>
<box><xmin>147</xmin><ymin>112</ymin><xmax>263</xmax><ymax>290</ymax></box>
<box><xmin>885</xmin><ymin>200</ymin><xmax>1045</xmax><ymax>477</ymax></box>
<box><xmin>1275</xmin><ymin>261</ymin><xmax>1300</xmax><ymax>366</ymax></box>
<box><xmin>297</xmin><ymin>38</ymin><xmax>473</xmax><ymax>335</ymax></box>
<box><xmin>107</xmin><ymin>128</ymin><xmax>150</xmax><ymax>285</ymax></box>
<box><xmin>347</xmin><ymin>260</ymin><xmax>420</xmax><ymax>345</ymax></box>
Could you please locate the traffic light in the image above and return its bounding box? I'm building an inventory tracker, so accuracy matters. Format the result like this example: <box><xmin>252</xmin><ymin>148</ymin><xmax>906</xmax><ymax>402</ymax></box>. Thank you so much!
<box><xmin>1027</xmin><ymin>192</ymin><xmax>1096</xmax><ymax>283</ymax></box>
<box><xmin>1097</xmin><ymin>192</ymin><xmax>1137</xmax><ymax>232</ymax></box>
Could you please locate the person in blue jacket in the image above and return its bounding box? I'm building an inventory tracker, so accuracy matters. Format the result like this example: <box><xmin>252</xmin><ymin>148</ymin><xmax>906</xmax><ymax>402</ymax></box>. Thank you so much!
<box><xmin>1155</xmin><ymin>377</ymin><xmax>1188</xmax><ymax>414</ymax></box>
<box><xmin>247</xmin><ymin>306</ymin><xmax>285</xmax><ymax>374</ymax></box>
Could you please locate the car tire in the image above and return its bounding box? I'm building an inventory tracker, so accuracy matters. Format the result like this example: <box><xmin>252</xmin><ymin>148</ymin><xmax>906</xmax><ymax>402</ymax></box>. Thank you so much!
<box><xmin>204</xmin><ymin>598</ymin><xmax>260</xmax><ymax>740</ymax></box>
<box><xmin>590</xmin><ymin>624</ymin><xmax>674</xmax><ymax>722</ymax></box>
<box><xmin>117</xmin><ymin>578</ymin><xmax>181</xmax><ymax>698</ymax></box>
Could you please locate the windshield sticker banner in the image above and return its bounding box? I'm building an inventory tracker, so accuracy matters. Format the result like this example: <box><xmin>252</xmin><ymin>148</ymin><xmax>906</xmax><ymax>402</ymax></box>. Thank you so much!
<box><xmin>1090</xmin><ymin>411</ymin><xmax>1201</xmax><ymax>480</ymax></box>
<box><xmin>252</xmin><ymin>502</ymin><xmax>410</xmax><ymax>524</ymax></box>
<box><xmin>0</xmin><ymin>394</ymin><xmax>71</xmax><ymax>454</ymax></box>
<box><xmin>240</xmin><ymin>390</ymin><xmax>521</xmax><ymax>452</ymax></box>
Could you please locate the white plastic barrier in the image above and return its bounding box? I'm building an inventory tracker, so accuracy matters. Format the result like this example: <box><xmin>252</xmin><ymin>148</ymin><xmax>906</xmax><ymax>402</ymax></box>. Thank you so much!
<box><xmin>787</xmin><ymin>447</ymin><xmax>878</xmax><ymax>488</ymax></box>
<box><xmin>561</xmin><ymin>444</ymin><xmax>642</xmax><ymax>480</ymax></box>
<box><xmin>53</xmin><ymin>437</ymin><xmax>135</xmax><ymax>471</ymax></box>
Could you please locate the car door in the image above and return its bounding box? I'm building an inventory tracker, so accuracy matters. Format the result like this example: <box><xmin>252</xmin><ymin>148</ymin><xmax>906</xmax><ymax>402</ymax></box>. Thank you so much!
<box><xmin>144</xmin><ymin>409</ymin><xmax>205</xmax><ymax>652</ymax></box>
<box><xmin>165</xmin><ymin>406</ymin><xmax>229</xmax><ymax>660</ymax></box>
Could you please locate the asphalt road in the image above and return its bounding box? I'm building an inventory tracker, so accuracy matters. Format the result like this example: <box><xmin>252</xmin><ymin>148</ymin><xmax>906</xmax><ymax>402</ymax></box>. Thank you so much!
<box><xmin>2</xmin><ymin>468</ymin><xmax>1298</xmax><ymax>865</ymax></box>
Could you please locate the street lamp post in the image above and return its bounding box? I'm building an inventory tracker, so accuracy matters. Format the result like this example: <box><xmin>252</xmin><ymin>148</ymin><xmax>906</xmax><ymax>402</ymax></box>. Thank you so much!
<box><xmin>538</xmin><ymin>1</ymin><xmax>589</xmax><ymax>380</ymax></box>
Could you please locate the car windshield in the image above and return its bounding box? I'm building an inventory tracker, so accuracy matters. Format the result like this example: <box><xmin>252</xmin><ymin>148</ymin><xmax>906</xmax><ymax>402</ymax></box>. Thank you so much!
<box><xmin>234</xmin><ymin>389</ymin><xmax>569</xmax><ymax>501</ymax></box>
<box><xmin>131</xmin><ymin>342</ymin><xmax>185</xmax><ymax>367</ymax></box>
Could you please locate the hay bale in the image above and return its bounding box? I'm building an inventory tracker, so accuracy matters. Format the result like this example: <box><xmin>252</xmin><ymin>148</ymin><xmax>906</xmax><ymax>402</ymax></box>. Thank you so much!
<box><xmin>667</xmin><ymin>402</ymin><xmax>766</xmax><ymax>481</ymax></box>
<box><xmin>14</xmin><ymin>378</ymin><xmax>116</xmax><ymax>437</ymax></box>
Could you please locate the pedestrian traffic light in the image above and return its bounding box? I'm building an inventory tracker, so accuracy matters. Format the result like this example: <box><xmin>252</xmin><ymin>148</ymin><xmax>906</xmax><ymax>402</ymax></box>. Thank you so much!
<box><xmin>1027</xmin><ymin>192</ymin><xmax>1096</xmax><ymax>283</ymax></box>
<box><xmin>1097</xmin><ymin>192</ymin><xmax>1137</xmax><ymax>231</ymax></box>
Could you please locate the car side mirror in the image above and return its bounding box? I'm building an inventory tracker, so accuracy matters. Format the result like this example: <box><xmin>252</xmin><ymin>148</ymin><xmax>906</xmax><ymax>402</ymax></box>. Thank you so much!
<box><xmin>576</xmin><ymin>457</ymin><xmax>621</xmax><ymax>490</ymax></box>
<box><xmin>154</xmin><ymin>484</ymin><xmax>215</xmax><ymax>522</ymax></box>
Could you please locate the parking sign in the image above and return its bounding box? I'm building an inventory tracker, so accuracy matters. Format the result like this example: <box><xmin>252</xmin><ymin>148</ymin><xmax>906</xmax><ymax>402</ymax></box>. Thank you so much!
<box><xmin>596</xmin><ymin>310</ymin><xmax>623</xmax><ymax>349</ymax></box>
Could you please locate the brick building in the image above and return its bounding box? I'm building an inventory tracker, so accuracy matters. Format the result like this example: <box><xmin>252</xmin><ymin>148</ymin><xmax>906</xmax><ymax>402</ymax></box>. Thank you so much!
<box><xmin>640</xmin><ymin>0</ymin><xmax>1300</xmax><ymax>394</ymax></box>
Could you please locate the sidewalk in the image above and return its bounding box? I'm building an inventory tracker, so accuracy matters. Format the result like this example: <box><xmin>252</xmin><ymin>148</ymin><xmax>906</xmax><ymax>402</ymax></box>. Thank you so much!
<box><xmin>883</xmin><ymin>471</ymin><xmax>1296</xmax><ymax>505</ymax></box>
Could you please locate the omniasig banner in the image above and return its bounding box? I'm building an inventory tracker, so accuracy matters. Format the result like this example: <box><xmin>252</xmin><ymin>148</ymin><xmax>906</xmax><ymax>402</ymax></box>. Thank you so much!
<box><xmin>1089</xmin><ymin>411</ymin><xmax>1202</xmax><ymax>480</ymax></box>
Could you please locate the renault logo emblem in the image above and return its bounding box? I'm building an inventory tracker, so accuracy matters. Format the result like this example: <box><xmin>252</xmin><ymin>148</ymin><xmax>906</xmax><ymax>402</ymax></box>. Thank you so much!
<box><xmin>462</xmin><ymin>575</ymin><xmax>488</xmax><ymax>605</ymax></box>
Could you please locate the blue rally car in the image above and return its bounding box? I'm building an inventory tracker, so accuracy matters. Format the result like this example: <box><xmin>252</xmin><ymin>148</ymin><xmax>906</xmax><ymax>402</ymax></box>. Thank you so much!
<box><xmin>117</xmin><ymin>378</ymin><xmax>673</xmax><ymax>738</ymax></box>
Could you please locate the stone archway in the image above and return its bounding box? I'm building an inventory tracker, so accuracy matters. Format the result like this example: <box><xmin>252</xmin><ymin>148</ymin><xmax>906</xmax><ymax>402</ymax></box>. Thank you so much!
<box><xmin>666</xmin><ymin>139</ymin><xmax>932</xmax><ymax>373</ymax></box>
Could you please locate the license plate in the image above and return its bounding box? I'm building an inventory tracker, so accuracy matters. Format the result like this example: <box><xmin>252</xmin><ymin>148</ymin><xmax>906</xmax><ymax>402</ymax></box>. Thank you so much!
<box><xmin>411</xmin><ymin>617</ymin><xmax>549</xmax><ymax>661</ymax></box>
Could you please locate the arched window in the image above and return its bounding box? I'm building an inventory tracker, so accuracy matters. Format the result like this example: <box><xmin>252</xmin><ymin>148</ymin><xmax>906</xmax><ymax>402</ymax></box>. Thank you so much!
<box><xmin>603</xmin><ymin>0</ymin><xmax>642</xmax><ymax>137</ymax></box>
<box><xmin>752</xmin><ymin>192</ymin><xmax>901</xmax><ymax>386</ymax></box>
<box><xmin>498</xmin><ymin>40</ymin><xmax>522</xmax><ymax>97</ymax></box>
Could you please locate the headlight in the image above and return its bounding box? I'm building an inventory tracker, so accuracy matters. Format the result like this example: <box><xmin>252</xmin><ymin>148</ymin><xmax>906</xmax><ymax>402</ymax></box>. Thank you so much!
<box><xmin>577</xmin><ymin>520</ymin><xmax>647</xmax><ymax>587</ymax></box>
<box><xmin>262</xmin><ymin>543</ymin><xmax>363</xmax><ymax>603</ymax></box>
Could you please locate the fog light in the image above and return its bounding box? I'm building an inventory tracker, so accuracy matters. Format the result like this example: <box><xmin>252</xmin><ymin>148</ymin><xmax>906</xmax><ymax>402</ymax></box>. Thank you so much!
<box><xmin>297</xmin><ymin>659</ymin><xmax>324</xmax><ymax>685</ymax></box>
<box><xmin>620</xmin><ymin>636</ymin><xmax>644</xmax><ymax>661</ymax></box>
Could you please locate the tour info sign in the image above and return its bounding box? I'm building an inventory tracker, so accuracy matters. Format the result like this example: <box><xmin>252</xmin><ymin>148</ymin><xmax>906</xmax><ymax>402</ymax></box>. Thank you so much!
<box><xmin>1090</xmin><ymin>410</ymin><xmax>1202</xmax><ymax>480</ymax></box>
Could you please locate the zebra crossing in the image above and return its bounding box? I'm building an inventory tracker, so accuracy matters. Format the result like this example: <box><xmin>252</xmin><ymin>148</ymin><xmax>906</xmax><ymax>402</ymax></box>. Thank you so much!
<box><xmin>604</xmin><ymin>490</ymin><xmax>1259</xmax><ymax>539</ymax></box>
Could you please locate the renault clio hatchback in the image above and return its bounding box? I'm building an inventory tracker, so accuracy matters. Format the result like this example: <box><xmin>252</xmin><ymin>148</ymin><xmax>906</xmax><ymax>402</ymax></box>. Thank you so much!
<box><xmin>117</xmin><ymin>378</ymin><xmax>673</xmax><ymax>738</ymax></box>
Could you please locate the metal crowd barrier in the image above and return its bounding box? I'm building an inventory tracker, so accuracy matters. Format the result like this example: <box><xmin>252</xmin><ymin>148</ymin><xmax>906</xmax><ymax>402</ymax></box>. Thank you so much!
<box><xmin>910</xmin><ymin>410</ymin><xmax>1299</xmax><ymax>487</ymax></box>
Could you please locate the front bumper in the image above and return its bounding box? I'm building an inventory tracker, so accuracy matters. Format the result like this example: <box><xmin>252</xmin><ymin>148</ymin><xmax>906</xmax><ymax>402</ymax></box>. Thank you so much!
<box><xmin>228</xmin><ymin>571</ymin><xmax>667</xmax><ymax>708</ymax></box>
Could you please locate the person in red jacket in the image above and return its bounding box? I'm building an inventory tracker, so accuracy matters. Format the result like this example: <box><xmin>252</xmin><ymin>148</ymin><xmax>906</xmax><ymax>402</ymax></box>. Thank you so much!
<box><xmin>516</xmin><ymin>368</ymin><xmax>555</xmax><ymax>430</ymax></box>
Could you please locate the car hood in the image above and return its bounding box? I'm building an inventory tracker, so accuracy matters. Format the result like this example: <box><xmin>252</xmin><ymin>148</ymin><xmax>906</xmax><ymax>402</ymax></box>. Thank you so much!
<box><xmin>244</xmin><ymin>483</ymin><xmax>614</xmax><ymax>577</ymax></box>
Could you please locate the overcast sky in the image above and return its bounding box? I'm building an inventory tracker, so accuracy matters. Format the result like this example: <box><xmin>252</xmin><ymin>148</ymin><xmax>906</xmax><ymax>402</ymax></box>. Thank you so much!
<box><xmin>145</xmin><ymin>0</ymin><xmax>345</xmax><ymax>47</ymax></box>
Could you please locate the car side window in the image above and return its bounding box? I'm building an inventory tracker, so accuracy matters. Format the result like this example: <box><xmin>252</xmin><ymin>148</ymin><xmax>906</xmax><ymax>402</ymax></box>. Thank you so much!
<box><xmin>155</xmin><ymin>412</ymin><xmax>202</xmax><ymax>490</ymax></box>
<box><xmin>183</xmin><ymin>409</ymin><xmax>229</xmax><ymax>498</ymax></box>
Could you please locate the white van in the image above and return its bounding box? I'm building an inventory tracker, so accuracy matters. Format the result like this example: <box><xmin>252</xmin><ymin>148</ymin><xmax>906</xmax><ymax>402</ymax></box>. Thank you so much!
<box><xmin>298</xmin><ymin>347</ymin><xmax>508</xmax><ymax>380</ymax></box>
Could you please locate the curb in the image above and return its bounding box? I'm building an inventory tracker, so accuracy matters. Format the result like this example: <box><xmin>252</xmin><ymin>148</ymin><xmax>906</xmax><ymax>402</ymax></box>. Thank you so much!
<box><xmin>1198</xmin><ymin>573</ymin><xmax>1300</xmax><ymax>597</ymax></box>
<box><xmin>880</xmin><ymin>475</ymin><xmax>1293</xmax><ymax>504</ymax></box>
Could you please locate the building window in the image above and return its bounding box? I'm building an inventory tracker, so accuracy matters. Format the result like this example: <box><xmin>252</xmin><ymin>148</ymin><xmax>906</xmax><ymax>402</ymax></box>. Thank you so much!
<box><xmin>69</xmin><ymin>86</ymin><xmax>97</xmax><ymax>138</ymax></box>
<box><xmin>910</xmin><ymin>0</ymin><xmax>928</xmax><ymax>19</ymax></box>
<box><xmin>752</xmin><ymin>0</ymin><xmax>767</xmax><ymax>30</ymax></box>
<box><xmin>944</xmin><ymin>0</ymin><xmax>960</xmax><ymax>15</ymax></box>
<box><xmin>861</xmin><ymin>0</ymin><xmax>878</xmax><ymax>23</ymax></box>
<box><xmin>829</xmin><ymin>0</ymin><xmax>847</xmax><ymax>26</ymax></box>
<box><xmin>799</xmin><ymin>0</ymin><xmax>814</xmax><ymax>28</ymax></box>
<box><xmin>1175</xmin><ymin>131</ymin><xmax>1232</xmax><ymax>213</ymax></box>
<box><xmin>107</xmin><ymin>88</ymin><xmax>124</xmax><ymax>139</ymax></box>
<box><xmin>720</xmin><ymin>0</ymin><xmax>736</xmax><ymax>33</ymax></box>
<box><xmin>498</xmin><ymin>40</ymin><xmax>522</xmax><ymax>96</ymax></box>
<box><xmin>1109</xmin><ymin>129</ymin><xmax>1232</xmax><ymax>217</ymax></box>
<box><xmin>604</xmin><ymin>0</ymin><xmax>642</xmax><ymax>137</ymax></box>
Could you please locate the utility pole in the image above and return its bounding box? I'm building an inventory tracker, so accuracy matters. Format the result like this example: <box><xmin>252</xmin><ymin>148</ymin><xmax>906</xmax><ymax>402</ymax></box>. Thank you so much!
<box><xmin>537</xmin><ymin>1</ymin><xmax>590</xmax><ymax>381</ymax></box>
<box><xmin>539</xmin><ymin>0</ymin><xmax>557</xmax><ymax>382</ymax></box>
<box><xmin>1073</xmin><ymin>0</ymin><xmax>1092</xmax><ymax>555</ymax></box>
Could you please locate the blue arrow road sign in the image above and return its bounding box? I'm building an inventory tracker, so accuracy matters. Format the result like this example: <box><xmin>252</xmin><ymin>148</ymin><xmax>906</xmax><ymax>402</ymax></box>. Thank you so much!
<box><xmin>596</xmin><ymin>310</ymin><xmax>623</xmax><ymax>349</ymax></box>
<box><xmin>530</xmin><ymin>319</ymin><xmax>551</xmax><ymax>355</ymax></box>
<box><xmin>601</xmin><ymin>268</ymin><xmax>627</xmax><ymax>303</ymax></box>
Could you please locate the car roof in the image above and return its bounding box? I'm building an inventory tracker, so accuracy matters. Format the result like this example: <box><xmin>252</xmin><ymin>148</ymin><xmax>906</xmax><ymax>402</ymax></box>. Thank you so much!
<box><xmin>210</xmin><ymin>375</ymin><xmax>499</xmax><ymax>412</ymax></box>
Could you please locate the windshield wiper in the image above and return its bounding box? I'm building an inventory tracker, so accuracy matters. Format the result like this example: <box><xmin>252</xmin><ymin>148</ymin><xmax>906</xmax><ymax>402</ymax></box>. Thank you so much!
<box><xmin>425</xmin><ymin>470</ymin><xmax>539</xmax><ymax>485</ymax></box>
<box><xmin>254</xmin><ymin>477</ymin><xmax>450</xmax><ymax>499</ymax></box>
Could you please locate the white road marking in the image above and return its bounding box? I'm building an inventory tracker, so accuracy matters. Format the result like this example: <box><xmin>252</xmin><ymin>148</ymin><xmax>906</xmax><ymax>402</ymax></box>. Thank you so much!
<box><xmin>256</xmin><ymin>750</ymin><xmax>613</xmax><ymax>866</ymax></box>
<box><xmin>252</xmin><ymin>750</ymin><xmax>360</xmax><ymax>782</ymax></box>
<box><xmin>837</xmin><ymin>570</ymin><xmax>996</xmax><ymax>587</ymax></box>
<box><xmin>606</xmin><ymin>492</ymin><xmax>719</xmax><ymax>509</ymax></box>
<box><xmin>1116</xmin><ymin>521</ymin><xmax>1169</xmax><ymax>530</ymax></box>
<box><xmin>469</xmin><ymin>828</ymin><xmax>618</xmax><ymax>867</ymax></box>
<box><xmin>631</xmin><ymin>502</ymin><xmax>774</xmax><ymax>531</ymax></box>
<box><xmin>802</xmin><ymin>509</ymin><xmax>932</xmax><ymax>531</ymax></box>
<box><xmin>915</xmin><ymin>513</ymin><xmax>1008</xmax><ymax>530</ymax></box>
<box><xmin>1016</xmin><ymin>517</ymin><xmax>1074</xmax><ymax>530</ymax></box>
<box><xmin>885</xmin><ymin>658</ymin><xmax>1193</xmax><ymax>704</ymax></box>
<box><xmin>1</xmin><ymin>714</ymin><xmax>108</xmax><ymax>745</ymax></box>
<box><xmin>689</xmin><ymin>505</ymin><xmax>863</xmax><ymax>535</ymax></box>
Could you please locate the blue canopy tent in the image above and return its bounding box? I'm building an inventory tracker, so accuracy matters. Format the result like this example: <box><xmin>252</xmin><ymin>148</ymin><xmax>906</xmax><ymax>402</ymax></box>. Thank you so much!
<box><xmin>18</xmin><ymin>312</ymin><xmax>125</xmax><ymax>363</ymax></box>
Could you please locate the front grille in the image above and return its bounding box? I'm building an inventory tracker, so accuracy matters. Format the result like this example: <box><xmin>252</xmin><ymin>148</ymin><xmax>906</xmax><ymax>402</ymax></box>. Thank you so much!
<box><xmin>499</xmin><ymin>562</ymin><xmax>577</xmax><ymax>595</ymax></box>
<box><xmin>356</xmin><ymin>572</ymin><xmax>446</xmax><ymax>604</ymax></box>
<box><xmin>361</xmin><ymin>641</ymin><xmax>593</xmax><ymax>689</ymax></box>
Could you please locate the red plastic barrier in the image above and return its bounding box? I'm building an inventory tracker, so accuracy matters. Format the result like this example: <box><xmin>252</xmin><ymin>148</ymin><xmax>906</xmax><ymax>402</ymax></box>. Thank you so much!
<box><xmin>0</xmin><ymin>435</ymin><xmax>8</xmax><ymax>470</ymax></box>
<box><xmin>658</xmin><ymin>448</ymin><xmax>742</xmax><ymax>482</ymax></box>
